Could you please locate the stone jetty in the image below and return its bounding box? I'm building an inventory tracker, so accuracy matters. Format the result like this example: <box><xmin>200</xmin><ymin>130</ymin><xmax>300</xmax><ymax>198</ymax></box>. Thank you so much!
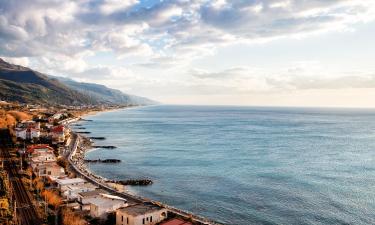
<box><xmin>92</xmin><ymin>145</ymin><xmax>117</xmax><ymax>149</ymax></box>
<box><xmin>84</xmin><ymin>159</ymin><xmax>121</xmax><ymax>163</ymax></box>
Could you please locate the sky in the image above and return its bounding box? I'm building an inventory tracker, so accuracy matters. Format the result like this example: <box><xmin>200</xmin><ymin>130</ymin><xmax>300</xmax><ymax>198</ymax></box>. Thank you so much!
<box><xmin>1</xmin><ymin>0</ymin><xmax>375</xmax><ymax>107</ymax></box>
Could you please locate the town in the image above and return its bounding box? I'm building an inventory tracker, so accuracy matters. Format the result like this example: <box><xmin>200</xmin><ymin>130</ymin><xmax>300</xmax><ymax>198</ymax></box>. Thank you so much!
<box><xmin>0</xmin><ymin>101</ymin><xmax>217</xmax><ymax>225</ymax></box>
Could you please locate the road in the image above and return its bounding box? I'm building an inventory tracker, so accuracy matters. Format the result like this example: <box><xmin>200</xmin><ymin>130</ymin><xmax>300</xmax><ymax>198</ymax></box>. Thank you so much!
<box><xmin>68</xmin><ymin>132</ymin><xmax>218</xmax><ymax>225</ymax></box>
<box><xmin>0</xmin><ymin>129</ymin><xmax>42</xmax><ymax>225</ymax></box>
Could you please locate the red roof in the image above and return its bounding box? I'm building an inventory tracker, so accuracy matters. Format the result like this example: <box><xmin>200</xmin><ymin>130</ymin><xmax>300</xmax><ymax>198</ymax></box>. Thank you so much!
<box><xmin>51</xmin><ymin>125</ymin><xmax>64</xmax><ymax>133</ymax></box>
<box><xmin>27</xmin><ymin>144</ymin><xmax>53</xmax><ymax>153</ymax></box>
<box><xmin>159</xmin><ymin>218</ymin><xmax>193</xmax><ymax>225</ymax></box>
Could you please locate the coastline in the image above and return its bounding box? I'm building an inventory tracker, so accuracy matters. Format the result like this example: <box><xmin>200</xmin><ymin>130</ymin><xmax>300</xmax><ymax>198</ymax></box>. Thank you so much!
<box><xmin>66</xmin><ymin>106</ymin><xmax>220</xmax><ymax>225</ymax></box>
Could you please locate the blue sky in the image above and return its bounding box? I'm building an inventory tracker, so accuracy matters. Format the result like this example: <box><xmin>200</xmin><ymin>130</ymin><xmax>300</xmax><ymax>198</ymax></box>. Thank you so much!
<box><xmin>1</xmin><ymin>0</ymin><xmax>375</xmax><ymax>107</ymax></box>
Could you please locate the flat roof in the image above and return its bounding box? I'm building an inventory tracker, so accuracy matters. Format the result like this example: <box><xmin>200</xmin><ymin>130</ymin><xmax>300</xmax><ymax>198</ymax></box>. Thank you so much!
<box><xmin>78</xmin><ymin>189</ymin><xmax>107</xmax><ymax>197</ymax></box>
<box><xmin>56</xmin><ymin>178</ymin><xmax>85</xmax><ymax>186</ymax></box>
<box><xmin>117</xmin><ymin>204</ymin><xmax>164</xmax><ymax>216</ymax></box>
<box><xmin>160</xmin><ymin>218</ymin><xmax>193</xmax><ymax>225</ymax></box>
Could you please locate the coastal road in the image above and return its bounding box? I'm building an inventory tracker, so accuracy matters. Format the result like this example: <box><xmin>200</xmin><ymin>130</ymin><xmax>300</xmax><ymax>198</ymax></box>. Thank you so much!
<box><xmin>0</xmin><ymin>129</ymin><xmax>42</xmax><ymax>225</ymax></box>
<box><xmin>68</xmin><ymin>132</ymin><xmax>218</xmax><ymax>225</ymax></box>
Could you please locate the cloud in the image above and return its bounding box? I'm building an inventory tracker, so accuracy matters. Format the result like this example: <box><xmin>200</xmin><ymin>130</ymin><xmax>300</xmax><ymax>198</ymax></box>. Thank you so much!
<box><xmin>1</xmin><ymin>0</ymin><xmax>375</xmax><ymax>100</ymax></box>
<box><xmin>188</xmin><ymin>66</ymin><xmax>375</xmax><ymax>95</ymax></box>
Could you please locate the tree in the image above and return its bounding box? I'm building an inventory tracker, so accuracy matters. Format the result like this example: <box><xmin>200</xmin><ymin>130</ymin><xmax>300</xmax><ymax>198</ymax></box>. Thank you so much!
<box><xmin>61</xmin><ymin>208</ymin><xmax>87</xmax><ymax>225</ymax></box>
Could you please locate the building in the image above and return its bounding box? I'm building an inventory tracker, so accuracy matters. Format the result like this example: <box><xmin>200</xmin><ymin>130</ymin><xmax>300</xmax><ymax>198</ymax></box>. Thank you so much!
<box><xmin>32</xmin><ymin>162</ymin><xmax>65</xmax><ymax>177</ymax></box>
<box><xmin>62</xmin><ymin>182</ymin><xmax>98</xmax><ymax>200</ymax></box>
<box><xmin>55</xmin><ymin>178</ymin><xmax>86</xmax><ymax>192</ymax></box>
<box><xmin>159</xmin><ymin>218</ymin><xmax>193</xmax><ymax>225</ymax></box>
<box><xmin>89</xmin><ymin>193</ymin><xmax>128</xmax><ymax>219</ymax></box>
<box><xmin>116</xmin><ymin>203</ymin><xmax>168</xmax><ymax>225</ymax></box>
<box><xmin>51</xmin><ymin>125</ymin><xmax>66</xmax><ymax>144</ymax></box>
<box><xmin>27</xmin><ymin>144</ymin><xmax>54</xmax><ymax>157</ymax></box>
<box><xmin>28</xmin><ymin>144</ymin><xmax>65</xmax><ymax>178</ymax></box>
<box><xmin>77</xmin><ymin>189</ymin><xmax>108</xmax><ymax>211</ymax></box>
<box><xmin>15</xmin><ymin>121</ymin><xmax>40</xmax><ymax>140</ymax></box>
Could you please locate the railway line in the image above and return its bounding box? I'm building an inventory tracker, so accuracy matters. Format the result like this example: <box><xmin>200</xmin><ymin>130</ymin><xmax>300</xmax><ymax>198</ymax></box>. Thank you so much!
<box><xmin>0</xmin><ymin>129</ymin><xmax>42</xmax><ymax>225</ymax></box>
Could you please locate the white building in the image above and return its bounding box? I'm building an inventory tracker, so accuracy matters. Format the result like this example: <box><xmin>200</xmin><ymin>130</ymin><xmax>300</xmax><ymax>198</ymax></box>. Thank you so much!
<box><xmin>15</xmin><ymin>121</ymin><xmax>40</xmax><ymax>140</ymax></box>
<box><xmin>116</xmin><ymin>204</ymin><xmax>168</xmax><ymax>225</ymax></box>
<box><xmin>28</xmin><ymin>145</ymin><xmax>65</xmax><ymax>178</ymax></box>
<box><xmin>77</xmin><ymin>189</ymin><xmax>108</xmax><ymax>211</ymax></box>
<box><xmin>32</xmin><ymin>162</ymin><xmax>65</xmax><ymax>177</ymax></box>
<box><xmin>62</xmin><ymin>182</ymin><xmax>98</xmax><ymax>200</ymax></box>
<box><xmin>55</xmin><ymin>178</ymin><xmax>86</xmax><ymax>192</ymax></box>
<box><xmin>89</xmin><ymin>194</ymin><xmax>128</xmax><ymax>219</ymax></box>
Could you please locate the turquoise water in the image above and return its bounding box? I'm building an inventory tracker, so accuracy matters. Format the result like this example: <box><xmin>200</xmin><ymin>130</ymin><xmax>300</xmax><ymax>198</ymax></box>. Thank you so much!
<box><xmin>79</xmin><ymin>105</ymin><xmax>375</xmax><ymax>225</ymax></box>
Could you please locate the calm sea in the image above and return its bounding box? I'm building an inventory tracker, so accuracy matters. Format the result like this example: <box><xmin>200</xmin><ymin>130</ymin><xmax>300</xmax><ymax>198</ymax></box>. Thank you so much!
<box><xmin>78</xmin><ymin>105</ymin><xmax>375</xmax><ymax>225</ymax></box>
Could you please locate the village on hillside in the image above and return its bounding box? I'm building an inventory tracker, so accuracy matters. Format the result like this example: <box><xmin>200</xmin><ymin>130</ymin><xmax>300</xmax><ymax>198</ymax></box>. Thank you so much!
<box><xmin>0</xmin><ymin>101</ymin><xmax>210</xmax><ymax>225</ymax></box>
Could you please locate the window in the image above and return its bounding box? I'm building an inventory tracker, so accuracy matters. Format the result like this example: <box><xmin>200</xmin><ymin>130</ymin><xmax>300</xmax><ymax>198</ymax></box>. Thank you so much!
<box><xmin>147</xmin><ymin>217</ymin><xmax>149</xmax><ymax>221</ymax></box>
<box><xmin>143</xmin><ymin>218</ymin><xmax>145</xmax><ymax>224</ymax></box>
<box><xmin>150</xmin><ymin>216</ymin><xmax>152</xmax><ymax>222</ymax></box>
<box><xmin>127</xmin><ymin>217</ymin><xmax>129</xmax><ymax>224</ymax></box>
<box><xmin>122</xmin><ymin>216</ymin><xmax>123</xmax><ymax>222</ymax></box>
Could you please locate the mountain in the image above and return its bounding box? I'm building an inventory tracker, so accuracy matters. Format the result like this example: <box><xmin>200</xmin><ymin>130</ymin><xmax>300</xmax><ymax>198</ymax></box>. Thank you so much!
<box><xmin>0</xmin><ymin>58</ymin><xmax>155</xmax><ymax>106</ymax></box>
<box><xmin>55</xmin><ymin>77</ymin><xmax>156</xmax><ymax>105</ymax></box>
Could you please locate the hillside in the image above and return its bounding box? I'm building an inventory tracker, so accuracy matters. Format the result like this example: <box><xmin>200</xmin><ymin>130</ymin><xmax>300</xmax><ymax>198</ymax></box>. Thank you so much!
<box><xmin>0</xmin><ymin>58</ymin><xmax>98</xmax><ymax>105</ymax></box>
<box><xmin>0</xmin><ymin>58</ymin><xmax>155</xmax><ymax>106</ymax></box>
<box><xmin>55</xmin><ymin>77</ymin><xmax>156</xmax><ymax>106</ymax></box>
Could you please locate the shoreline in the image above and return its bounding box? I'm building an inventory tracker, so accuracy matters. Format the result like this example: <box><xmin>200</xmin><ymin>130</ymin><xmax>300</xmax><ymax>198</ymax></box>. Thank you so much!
<box><xmin>66</xmin><ymin>106</ymin><xmax>220</xmax><ymax>225</ymax></box>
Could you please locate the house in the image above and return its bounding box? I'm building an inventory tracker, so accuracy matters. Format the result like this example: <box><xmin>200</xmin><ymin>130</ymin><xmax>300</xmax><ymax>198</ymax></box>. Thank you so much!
<box><xmin>15</xmin><ymin>121</ymin><xmax>40</xmax><ymax>140</ymax></box>
<box><xmin>51</xmin><ymin>125</ymin><xmax>66</xmax><ymax>144</ymax></box>
<box><xmin>28</xmin><ymin>145</ymin><xmax>65</xmax><ymax>178</ymax></box>
<box><xmin>116</xmin><ymin>203</ymin><xmax>168</xmax><ymax>225</ymax></box>
<box><xmin>27</xmin><ymin>144</ymin><xmax>54</xmax><ymax>157</ymax></box>
<box><xmin>32</xmin><ymin>162</ymin><xmax>65</xmax><ymax>177</ymax></box>
<box><xmin>89</xmin><ymin>193</ymin><xmax>128</xmax><ymax>219</ymax></box>
<box><xmin>159</xmin><ymin>218</ymin><xmax>193</xmax><ymax>225</ymax></box>
<box><xmin>62</xmin><ymin>182</ymin><xmax>98</xmax><ymax>200</ymax></box>
<box><xmin>55</xmin><ymin>178</ymin><xmax>86</xmax><ymax>192</ymax></box>
<box><xmin>77</xmin><ymin>189</ymin><xmax>108</xmax><ymax>211</ymax></box>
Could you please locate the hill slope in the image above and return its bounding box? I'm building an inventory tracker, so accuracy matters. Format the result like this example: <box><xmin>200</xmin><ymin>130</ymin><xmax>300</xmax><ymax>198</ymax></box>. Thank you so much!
<box><xmin>0</xmin><ymin>58</ymin><xmax>155</xmax><ymax>106</ymax></box>
<box><xmin>0</xmin><ymin>59</ymin><xmax>98</xmax><ymax>105</ymax></box>
<box><xmin>56</xmin><ymin>77</ymin><xmax>156</xmax><ymax>106</ymax></box>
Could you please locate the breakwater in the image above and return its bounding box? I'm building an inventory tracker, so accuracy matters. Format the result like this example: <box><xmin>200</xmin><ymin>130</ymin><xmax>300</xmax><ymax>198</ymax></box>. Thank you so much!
<box><xmin>111</xmin><ymin>179</ymin><xmax>153</xmax><ymax>186</ymax></box>
<box><xmin>92</xmin><ymin>145</ymin><xmax>116</xmax><ymax>149</ymax></box>
<box><xmin>89</xmin><ymin>137</ymin><xmax>106</xmax><ymax>140</ymax></box>
<box><xmin>84</xmin><ymin>159</ymin><xmax>121</xmax><ymax>163</ymax></box>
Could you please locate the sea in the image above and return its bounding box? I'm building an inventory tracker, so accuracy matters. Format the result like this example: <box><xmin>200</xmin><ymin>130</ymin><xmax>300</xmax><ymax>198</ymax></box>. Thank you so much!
<box><xmin>75</xmin><ymin>105</ymin><xmax>375</xmax><ymax>225</ymax></box>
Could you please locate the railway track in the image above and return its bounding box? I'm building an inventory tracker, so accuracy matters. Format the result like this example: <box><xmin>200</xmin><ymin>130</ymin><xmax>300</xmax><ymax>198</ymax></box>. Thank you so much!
<box><xmin>0</xmin><ymin>129</ymin><xmax>42</xmax><ymax>225</ymax></box>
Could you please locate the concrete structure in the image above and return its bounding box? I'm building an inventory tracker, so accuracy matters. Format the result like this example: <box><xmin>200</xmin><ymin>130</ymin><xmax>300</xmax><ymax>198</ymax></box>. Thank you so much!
<box><xmin>89</xmin><ymin>193</ymin><xmax>128</xmax><ymax>219</ymax></box>
<box><xmin>51</xmin><ymin>125</ymin><xmax>66</xmax><ymax>144</ymax></box>
<box><xmin>116</xmin><ymin>204</ymin><xmax>168</xmax><ymax>225</ymax></box>
<box><xmin>15</xmin><ymin>121</ymin><xmax>40</xmax><ymax>140</ymax></box>
<box><xmin>29</xmin><ymin>144</ymin><xmax>65</xmax><ymax>177</ymax></box>
<box><xmin>77</xmin><ymin>189</ymin><xmax>108</xmax><ymax>211</ymax></box>
<box><xmin>62</xmin><ymin>182</ymin><xmax>97</xmax><ymax>200</ymax></box>
<box><xmin>27</xmin><ymin>144</ymin><xmax>54</xmax><ymax>157</ymax></box>
<box><xmin>159</xmin><ymin>218</ymin><xmax>193</xmax><ymax>225</ymax></box>
<box><xmin>55</xmin><ymin>178</ymin><xmax>86</xmax><ymax>192</ymax></box>
<box><xmin>33</xmin><ymin>162</ymin><xmax>65</xmax><ymax>177</ymax></box>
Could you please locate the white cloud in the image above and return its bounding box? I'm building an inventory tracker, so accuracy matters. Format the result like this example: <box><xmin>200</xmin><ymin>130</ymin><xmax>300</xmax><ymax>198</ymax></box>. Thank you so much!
<box><xmin>1</xmin><ymin>0</ymin><xmax>375</xmax><ymax>105</ymax></box>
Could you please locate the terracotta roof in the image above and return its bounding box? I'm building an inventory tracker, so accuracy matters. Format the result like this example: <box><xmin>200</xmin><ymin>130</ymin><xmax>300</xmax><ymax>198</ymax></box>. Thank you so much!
<box><xmin>51</xmin><ymin>125</ymin><xmax>64</xmax><ymax>133</ymax></box>
<box><xmin>160</xmin><ymin>218</ymin><xmax>193</xmax><ymax>225</ymax></box>
<box><xmin>27</xmin><ymin>144</ymin><xmax>53</xmax><ymax>153</ymax></box>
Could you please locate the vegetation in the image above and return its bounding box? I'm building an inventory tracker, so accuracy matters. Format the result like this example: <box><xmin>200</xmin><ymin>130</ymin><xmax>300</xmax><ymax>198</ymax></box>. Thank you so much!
<box><xmin>0</xmin><ymin>58</ymin><xmax>154</xmax><ymax>106</ymax></box>
<box><xmin>41</xmin><ymin>190</ymin><xmax>62</xmax><ymax>210</ymax></box>
<box><xmin>61</xmin><ymin>208</ymin><xmax>87</xmax><ymax>225</ymax></box>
